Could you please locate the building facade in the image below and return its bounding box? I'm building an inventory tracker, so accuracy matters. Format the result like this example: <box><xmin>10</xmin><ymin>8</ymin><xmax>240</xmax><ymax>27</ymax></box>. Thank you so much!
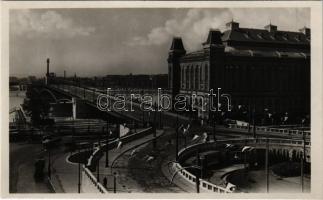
<box><xmin>168</xmin><ymin>21</ymin><xmax>310</xmax><ymax>123</ymax></box>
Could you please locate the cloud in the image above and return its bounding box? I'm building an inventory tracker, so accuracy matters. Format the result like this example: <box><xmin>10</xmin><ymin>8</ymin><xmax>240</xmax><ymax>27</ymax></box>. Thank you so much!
<box><xmin>10</xmin><ymin>10</ymin><xmax>95</xmax><ymax>38</ymax></box>
<box><xmin>128</xmin><ymin>8</ymin><xmax>310</xmax><ymax>51</ymax></box>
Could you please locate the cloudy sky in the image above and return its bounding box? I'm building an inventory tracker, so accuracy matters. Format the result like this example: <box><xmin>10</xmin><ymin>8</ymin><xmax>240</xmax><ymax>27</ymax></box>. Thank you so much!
<box><xmin>10</xmin><ymin>8</ymin><xmax>310</xmax><ymax>77</ymax></box>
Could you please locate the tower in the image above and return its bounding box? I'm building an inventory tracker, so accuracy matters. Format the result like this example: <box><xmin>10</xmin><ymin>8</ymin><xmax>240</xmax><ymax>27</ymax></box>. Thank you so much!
<box><xmin>45</xmin><ymin>58</ymin><xmax>50</xmax><ymax>85</ymax></box>
<box><xmin>167</xmin><ymin>37</ymin><xmax>186</xmax><ymax>101</ymax></box>
<box><xmin>46</xmin><ymin>58</ymin><xmax>50</xmax><ymax>77</ymax></box>
<box><xmin>202</xmin><ymin>29</ymin><xmax>224</xmax><ymax>91</ymax></box>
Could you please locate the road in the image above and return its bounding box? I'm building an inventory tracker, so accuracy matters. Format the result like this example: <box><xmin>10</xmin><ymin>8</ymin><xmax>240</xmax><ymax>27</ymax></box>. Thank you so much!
<box><xmin>9</xmin><ymin>142</ymin><xmax>52</xmax><ymax>193</ymax></box>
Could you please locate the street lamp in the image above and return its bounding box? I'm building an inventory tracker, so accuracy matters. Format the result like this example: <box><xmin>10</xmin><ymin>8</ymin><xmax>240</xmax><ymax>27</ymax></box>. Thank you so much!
<box><xmin>105</xmin><ymin>120</ymin><xmax>110</xmax><ymax>168</ymax></box>
<box><xmin>241</xmin><ymin>146</ymin><xmax>254</xmax><ymax>171</ymax></box>
<box><xmin>253</xmin><ymin>105</ymin><xmax>256</xmax><ymax>138</ymax></box>
<box><xmin>78</xmin><ymin>143</ymin><xmax>81</xmax><ymax>193</ymax></box>
<box><xmin>265</xmin><ymin>133</ymin><xmax>269</xmax><ymax>193</ymax></box>
<box><xmin>47</xmin><ymin>148</ymin><xmax>51</xmax><ymax>179</ymax></box>
<box><xmin>97</xmin><ymin>157</ymin><xmax>100</xmax><ymax>183</ymax></box>
<box><xmin>212</xmin><ymin>112</ymin><xmax>216</xmax><ymax>141</ymax></box>
<box><xmin>175</xmin><ymin>124</ymin><xmax>183</xmax><ymax>162</ymax></box>
<box><xmin>301</xmin><ymin>118</ymin><xmax>306</xmax><ymax>192</ymax></box>
<box><xmin>113</xmin><ymin>172</ymin><xmax>117</xmax><ymax>193</ymax></box>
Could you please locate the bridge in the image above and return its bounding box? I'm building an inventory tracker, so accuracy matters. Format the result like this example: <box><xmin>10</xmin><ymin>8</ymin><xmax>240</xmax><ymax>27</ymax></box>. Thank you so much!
<box><xmin>38</xmin><ymin>81</ymin><xmax>310</xmax><ymax>140</ymax></box>
<box><xmin>37</xmin><ymin>81</ymin><xmax>192</xmax><ymax>128</ymax></box>
<box><xmin>25</xmin><ymin>80</ymin><xmax>311</xmax><ymax>193</ymax></box>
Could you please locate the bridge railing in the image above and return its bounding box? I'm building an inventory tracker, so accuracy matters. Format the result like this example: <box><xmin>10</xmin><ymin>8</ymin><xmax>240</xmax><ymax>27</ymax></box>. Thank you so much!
<box><xmin>173</xmin><ymin>162</ymin><xmax>232</xmax><ymax>193</ymax></box>
<box><xmin>176</xmin><ymin>137</ymin><xmax>311</xmax><ymax>193</ymax></box>
<box><xmin>228</xmin><ymin>124</ymin><xmax>310</xmax><ymax>137</ymax></box>
<box><xmin>82</xmin><ymin>165</ymin><xmax>108</xmax><ymax>193</ymax></box>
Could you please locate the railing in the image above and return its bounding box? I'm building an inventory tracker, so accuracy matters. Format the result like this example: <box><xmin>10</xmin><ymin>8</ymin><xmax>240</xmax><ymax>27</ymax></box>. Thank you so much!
<box><xmin>82</xmin><ymin>165</ymin><xmax>108</xmax><ymax>193</ymax></box>
<box><xmin>50</xmin><ymin>84</ymin><xmax>190</xmax><ymax>126</ymax></box>
<box><xmin>176</xmin><ymin>137</ymin><xmax>311</xmax><ymax>193</ymax></box>
<box><xmin>173</xmin><ymin>163</ymin><xmax>232</xmax><ymax>193</ymax></box>
<box><xmin>228</xmin><ymin>124</ymin><xmax>311</xmax><ymax>137</ymax></box>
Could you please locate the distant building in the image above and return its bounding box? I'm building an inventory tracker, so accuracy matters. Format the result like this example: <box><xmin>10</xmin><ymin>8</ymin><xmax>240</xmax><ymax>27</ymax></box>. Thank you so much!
<box><xmin>168</xmin><ymin>21</ymin><xmax>310</xmax><ymax>122</ymax></box>
<box><xmin>59</xmin><ymin>74</ymin><xmax>168</xmax><ymax>90</ymax></box>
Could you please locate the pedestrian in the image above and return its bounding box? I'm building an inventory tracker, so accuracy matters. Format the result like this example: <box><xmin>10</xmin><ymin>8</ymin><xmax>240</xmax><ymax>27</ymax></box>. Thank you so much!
<box><xmin>103</xmin><ymin>177</ymin><xmax>107</xmax><ymax>188</ymax></box>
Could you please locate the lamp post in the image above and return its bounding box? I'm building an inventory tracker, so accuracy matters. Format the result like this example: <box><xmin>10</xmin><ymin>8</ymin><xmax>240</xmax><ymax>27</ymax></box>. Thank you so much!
<box><xmin>212</xmin><ymin>112</ymin><xmax>216</xmax><ymax>141</ymax></box>
<box><xmin>159</xmin><ymin>110</ymin><xmax>162</xmax><ymax>129</ymax></box>
<box><xmin>92</xmin><ymin>88</ymin><xmax>95</xmax><ymax>102</ymax></box>
<box><xmin>47</xmin><ymin>149</ymin><xmax>51</xmax><ymax>179</ymax></box>
<box><xmin>301</xmin><ymin>119</ymin><xmax>305</xmax><ymax>192</ymax></box>
<box><xmin>105</xmin><ymin>120</ymin><xmax>109</xmax><ymax>167</ymax></box>
<box><xmin>113</xmin><ymin>172</ymin><xmax>117</xmax><ymax>193</ymax></box>
<box><xmin>78</xmin><ymin>143</ymin><xmax>81</xmax><ymax>193</ymax></box>
<box><xmin>153</xmin><ymin>107</ymin><xmax>157</xmax><ymax>149</ymax></box>
<box><xmin>142</xmin><ymin>109</ymin><xmax>145</xmax><ymax>127</ymax></box>
<box><xmin>175</xmin><ymin>123</ymin><xmax>183</xmax><ymax>162</ymax></box>
<box><xmin>253</xmin><ymin>105</ymin><xmax>256</xmax><ymax>138</ymax></box>
<box><xmin>175</xmin><ymin>125</ymin><xmax>179</xmax><ymax>162</ymax></box>
<box><xmin>97</xmin><ymin>158</ymin><xmax>100</xmax><ymax>183</ymax></box>
<box><xmin>265</xmin><ymin>133</ymin><xmax>269</xmax><ymax>193</ymax></box>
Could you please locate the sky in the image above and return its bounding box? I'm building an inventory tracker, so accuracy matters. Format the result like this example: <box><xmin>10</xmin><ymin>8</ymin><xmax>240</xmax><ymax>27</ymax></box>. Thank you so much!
<box><xmin>9</xmin><ymin>8</ymin><xmax>310</xmax><ymax>77</ymax></box>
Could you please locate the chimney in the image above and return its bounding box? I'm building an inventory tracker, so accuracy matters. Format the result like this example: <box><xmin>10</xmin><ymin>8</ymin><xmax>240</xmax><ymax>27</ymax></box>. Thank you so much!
<box><xmin>299</xmin><ymin>26</ymin><xmax>310</xmax><ymax>38</ymax></box>
<box><xmin>264</xmin><ymin>23</ymin><xmax>277</xmax><ymax>32</ymax></box>
<box><xmin>46</xmin><ymin>58</ymin><xmax>50</xmax><ymax>76</ymax></box>
<box><xmin>226</xmin><ymin>20</ymin><xmax>239</xmax><ymax>30</ymax></box>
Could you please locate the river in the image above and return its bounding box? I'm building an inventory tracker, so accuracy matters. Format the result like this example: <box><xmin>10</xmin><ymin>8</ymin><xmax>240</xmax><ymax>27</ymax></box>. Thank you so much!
<box><xmin>9</xmin><ymin>90</ymin><xmax>26</xmax><ymax>122</ymax></box>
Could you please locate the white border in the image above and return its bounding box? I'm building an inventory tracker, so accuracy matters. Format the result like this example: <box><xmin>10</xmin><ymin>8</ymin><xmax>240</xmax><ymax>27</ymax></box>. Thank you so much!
<box><xmin>1</xmin><ymin>1</ymin><xmax>322</xmax><ymax>199</ymax></box>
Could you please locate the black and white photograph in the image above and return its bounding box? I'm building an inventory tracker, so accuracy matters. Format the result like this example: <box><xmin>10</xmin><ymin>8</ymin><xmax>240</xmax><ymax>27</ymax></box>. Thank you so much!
<box><xmin>1</xmin><ymin>1</ymin><xmax>323</xmax><ymax>198</ymax></box>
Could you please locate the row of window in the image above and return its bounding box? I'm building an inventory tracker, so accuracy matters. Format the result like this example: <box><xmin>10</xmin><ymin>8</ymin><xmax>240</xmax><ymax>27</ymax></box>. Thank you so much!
<box><xmin>180</xmin><ymin>64</ymin><xmax>209</xmax><ymax>90</ymax></box>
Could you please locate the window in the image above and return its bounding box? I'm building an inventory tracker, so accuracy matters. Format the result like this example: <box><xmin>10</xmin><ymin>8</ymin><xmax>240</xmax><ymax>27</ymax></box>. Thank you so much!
<box><xmin>195</xmin><ymin>66</ymin><xmax>199</xmax><ymax>90</ymax></box>
<box><xmin>186</xmin><ymin>66</ymin><xmax>190</xmax><ymax>89</ymax></box>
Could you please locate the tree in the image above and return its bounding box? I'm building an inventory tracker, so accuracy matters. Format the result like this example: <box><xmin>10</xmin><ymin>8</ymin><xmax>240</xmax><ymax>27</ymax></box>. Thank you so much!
<box><xmin>22</xmin><ymin>85</ymin><xmax>50</xmax><ymax>127</ymax></box>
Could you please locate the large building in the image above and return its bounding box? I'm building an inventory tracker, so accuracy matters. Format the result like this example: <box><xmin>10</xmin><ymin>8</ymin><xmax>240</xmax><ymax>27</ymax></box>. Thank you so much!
<box><xmin>168</xmin><ymin>21</ymin><xmax>310</xmax><ymax>123</ymax></box>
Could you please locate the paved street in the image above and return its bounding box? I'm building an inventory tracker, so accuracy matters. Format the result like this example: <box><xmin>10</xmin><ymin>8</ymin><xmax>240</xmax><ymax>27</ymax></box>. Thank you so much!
<box><xmin>10</xmin><ymin>143</ymin><xmax>52</xmax><ymax>193</ymax></box>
